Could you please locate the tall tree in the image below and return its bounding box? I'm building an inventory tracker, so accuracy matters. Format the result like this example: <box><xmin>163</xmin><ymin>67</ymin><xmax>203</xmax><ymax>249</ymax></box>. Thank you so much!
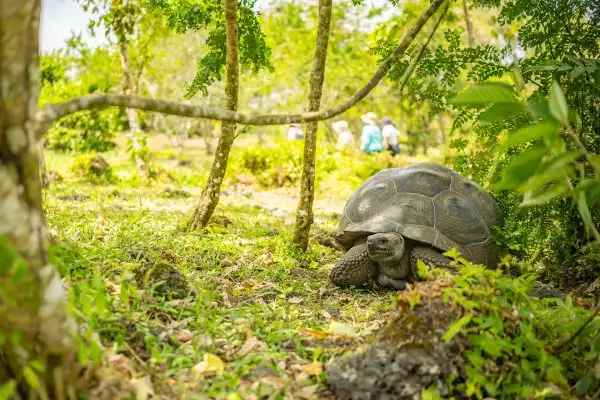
<box><xmin>293</xmin><ymin>0</ymin><xmax>333</xmax><ymax>251</ymax></box>
<box><xmin>188</xmin><ymin>0</ymin><xmax>240</xmax><ymax>230</ymax></box>
<box><xmin>0</xmin><ymin>1</ymin><xmax>78</xmax><ymax>398</ymax></box>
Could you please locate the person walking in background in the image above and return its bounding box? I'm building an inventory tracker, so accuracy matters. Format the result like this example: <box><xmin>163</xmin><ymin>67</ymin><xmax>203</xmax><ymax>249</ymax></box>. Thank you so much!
<box><xmin>360</xmin><ymin>112</ymin><xmax>383</xmax><ymax>154</ymax></box>
<box><xmin>287</xmin><ymin>123</ymin><xmax>304</xmax><ymax>140</ymax></box>
<box><xmin>381</xmin><ymin>116</ymin><xmax>401</xmax><ymax>157</ymax></box>
<box><xmin>332</xmin><ymin>120</ymin><xmax>355</xmax><ymax>152</ymax></box>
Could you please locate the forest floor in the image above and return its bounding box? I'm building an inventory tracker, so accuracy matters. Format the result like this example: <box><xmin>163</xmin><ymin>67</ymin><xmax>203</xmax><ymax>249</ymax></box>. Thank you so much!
<box><xmin>44</xmin><ymin>135</ymin><xmax>428</xmax><ymax>399</ymax></box>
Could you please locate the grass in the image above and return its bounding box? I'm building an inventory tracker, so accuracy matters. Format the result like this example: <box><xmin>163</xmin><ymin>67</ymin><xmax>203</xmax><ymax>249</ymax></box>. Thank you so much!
<box><xmin>43</xmin><ymin>134</ymin><xmax>414</xmax><ymax>399</ymax></box>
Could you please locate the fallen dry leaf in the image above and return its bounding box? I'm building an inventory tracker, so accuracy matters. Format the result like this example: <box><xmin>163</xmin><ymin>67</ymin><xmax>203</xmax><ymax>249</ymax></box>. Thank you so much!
<box><xmin>237</xmin><ymin>337</ymin><xmax>268</xmax><ymax>357</ymax></box>
<box><xmin>258</xmin><ymin>375</ymin><xmax>286</xmax><ymax>390</ymax></box>
<box><xmin>130</xmin><ymin>375</ymin><xmax>154</xmax><ymax>400</ymax></box>
<box><xmin>299</xmin><ymin>328</ymin><xmax>329</xmax><ymax>340</ymax></box>
<box><xmin>172</xmin><ymin>329</ymin><xmax>193</xmax><ymax>343</ymax></box>
<box><xmin>288</xmin><ymin>296</ymin><xmax>303</xmax><ymax>304</ymax></box>
<box><xmin>296</xmin><ymin>384</ymin><xmax>319</xmax><ymax>400</ymax></box>
<box><xmin>302</xmin><ymin>361</ymin><xmax>323</xmax><ymax>376</ymax></box>
<box><xmin>192</xmin><ymin>353</ymin><xmax>225</xmax><ymax>375</ymax></box>
<box><xmin>328</xmin><ymin>321</ymin><xmax>357</xmax><ymax>337</ymax></box>
<box><xmin>107</xmin><ymin>354</ymin><xmax>135</xmax><ymax>380</ymax></box>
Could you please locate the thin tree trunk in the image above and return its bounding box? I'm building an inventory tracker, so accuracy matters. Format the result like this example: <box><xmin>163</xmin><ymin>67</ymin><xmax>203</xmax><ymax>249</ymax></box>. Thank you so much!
<box><xmin>0</xmin><ymin>1</ymin><xmax>78</xmax><ymax>398</ymax></box>
<box><xmin>188</xmin><ymin>0</ymin><xmax>239</xmax><ymax>230</ymax></box>
<box><xmin>119</xmin><ymin>42</ymin><xmax>148</xmax><ymax>177</ymax></box>
<box><xmin>462</xmin><ymin>0</ymin><xmax>475</xmax><ymax>46</ymax></box>
<box><xmin>293</xmin><ymin>0</ymin><xmax>333</xmax><ymax>251</ymax></box>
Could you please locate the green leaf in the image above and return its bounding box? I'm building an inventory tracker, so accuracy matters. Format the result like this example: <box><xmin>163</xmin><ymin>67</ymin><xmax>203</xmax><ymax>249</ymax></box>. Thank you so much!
<box><xmin>496</xmin><ymin>147</ymin><xmax>547</xmax><ymax>190</ymax></box>
<box><xmin>479</xmin><ymin>102</ymin><xmax>525</xmax><ymax>125</ymax></box>
<box><xmin>593</xmin><ymin>335</ymin><xmax>600</xmax><ymax>352</ymax></box>
<box><xmin>576</xmin><ymin>191</ymin><xmax>595</xmax><ymax>237</ymax></box>
<box><xmin>527</xmin><ymin>100</ymin><xmax>557</xmax><ymax>122</ymax></box>
<box><xmin>590</xmin><ymin>155</ymin><xmax>600</xmax><ymax>172</ymax></box>
<box><xmin>0</xmin><ymin>236</ymin><xmax>16</xmax><ymax>276</ymax></box>
<box><xmin>22</xmin><ymin>366</ymin><xmax>41</xmax><ymax>393</ymax></box>
<box><xmin>0</xmin><ymin>381</ymin><xmax>16</xmax><ymax>399</ymax></box>
<box><xmin>497</xmin><ymin>123</ymin><xmax>559</xmax><ymax>154</ymax></box>
<box><xmin>518</xmin><ymin>151</ymin><xmax>581</xmax><ymax>192</ymax></box>
<box><xmin>549</xmin><ymin>81</ymin><xmax>568</xmax><ymax>123</ymax></box>
<box><xmin>421</xmin><ymin>384</ymin><xmax>442</xmax><ymax>400</ymax></box>
<box><xmin>450</xmin><ymin>82</ymin><xmax>518</xmax><ymax>107</ymax></box>
<box><xmin>443</xmin><ymin>314</ymin><xmax>473</xmax><ymax>342</ymax></box>
<box><xmin>575</xmin><ymin>376</ymin><xmax>592</xmax><ymax>395</ymax></box>
<box><xmin>520</xmin><ymin>182</ymin><xmax>569</xmax><ymax>207</ymax></box>
<box><xmin>570</xmin><ymin>66</ymin><xmax>585</xmax><ymax>79</ymax></box>
<box><xmin>471</xmin><ymin>332</ymin><xmax>502</xmax><ymax>358</ymax></box>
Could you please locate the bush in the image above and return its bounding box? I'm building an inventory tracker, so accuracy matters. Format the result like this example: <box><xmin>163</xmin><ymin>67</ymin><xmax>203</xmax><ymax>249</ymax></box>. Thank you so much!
<box><xmin>70</xmin><ymin>154</ymin><xmax>115</xmax><ymax>184</ymax></box>
<box><xmin>46</xmin><ymin>109</ymin><xmax>121</xmax><ymax>153</ymax></box>
<box><xmin>228</xmin><ymin>138</ymin><xmax>414</xmax><ymax>189</ymax></box>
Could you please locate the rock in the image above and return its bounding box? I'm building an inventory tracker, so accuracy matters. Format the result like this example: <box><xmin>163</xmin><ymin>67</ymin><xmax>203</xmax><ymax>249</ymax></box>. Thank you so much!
<box><xmin>59</xmin><ymin>193</ymin><xmax>91</xmax><ymax>201</ymax></box>
<box><xmin>530</xmin><ymin>281</ymin><xmax>565</xmax><ymax>300</ymax></box>
<box><xmin>210</xmin><ymin>214</ymin><xmax>233</xmax><ymax>227</ymax></box>
<box><xmin>164</xmin><ymin>187</ymin><xmax>191</xmax><ymax>198</ymax></box>
<box><xmin>326</xmin><ymin>292</ymin><xmax>464</xmax><ymax>400</ymax></box>
<box><xmin>134</xmin><ymin>262</ymin><xmax>190</xmax><ymax>299</ymax></box>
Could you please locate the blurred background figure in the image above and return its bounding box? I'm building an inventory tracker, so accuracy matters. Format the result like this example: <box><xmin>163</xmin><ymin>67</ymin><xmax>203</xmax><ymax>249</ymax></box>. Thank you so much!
<box><xmin>287</xmin><ymin>123</ymin><xmax>304</xmax><ymax>140</ymax></box>
<box><xmin>360</xmin><ymin>112</ymin><xmax>383</xmax><ymax>154</ymax></box>
<box><xmin>332</xmin><ymin>120</ymin><xmax>355</xmax><ymax>152</ymax></box>
<box><xmin>381</xmin><ymin>116</ymin><xmax>401</xmax><ymax>157</ymax></box>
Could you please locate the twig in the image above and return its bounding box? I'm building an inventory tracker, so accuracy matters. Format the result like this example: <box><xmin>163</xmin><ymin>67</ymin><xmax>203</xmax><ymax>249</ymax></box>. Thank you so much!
<box><xmin>398</xmin><ymin>0</ymin><xmax>450</xmax><ymax>94</ymax></box>
<box><xmin>554</xmin><ymin>297</ymin><xmax>600</xmax><ymax>352</ymax></box>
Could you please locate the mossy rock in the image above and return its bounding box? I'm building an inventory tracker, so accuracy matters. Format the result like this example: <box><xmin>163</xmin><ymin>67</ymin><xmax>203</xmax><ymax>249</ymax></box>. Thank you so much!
<box><xmin>326</xmin><ymin>285</ymin><xmax>465</xmax><ymax>400</ymax></box>
<box><xmin>71</xmin><ymin>154</ymin><xmax>115</xmax><ymax>183</ymax></box>
<box><xmin>133</xmin><ymin>261</ymin><xmax>190</xmax><ymax>299</ymax></box>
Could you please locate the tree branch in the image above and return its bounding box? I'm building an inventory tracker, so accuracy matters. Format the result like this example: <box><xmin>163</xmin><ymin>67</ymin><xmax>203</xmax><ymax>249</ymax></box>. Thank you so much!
<box><xmin>35</xmin><ymin>0</ymin><xmax>445</xmax><ymax>132</ymax></box>
<box><xmin>398</xmin><ymin>0</ymin><xmax>450</xmax><ymax>94</ymax></box>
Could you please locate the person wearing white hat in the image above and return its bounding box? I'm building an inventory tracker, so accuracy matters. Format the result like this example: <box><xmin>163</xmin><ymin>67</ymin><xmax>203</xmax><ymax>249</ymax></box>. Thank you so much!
<box><xmin>332</xmin><ymin>120</ymin><xmax>355</xmax><ymax>152</ymax></box>
<box><xmin>359</xmin><ymin>112</ymin><xmax>383</xmax><ymax>154</ymax></box>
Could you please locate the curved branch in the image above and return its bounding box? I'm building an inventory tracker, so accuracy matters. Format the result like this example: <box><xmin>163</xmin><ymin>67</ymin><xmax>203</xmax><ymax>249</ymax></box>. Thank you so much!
<box><xmin>35</xmin><ymin>0</ymin><xmax>445</xmax><ymax>132</ymax></box>
<box><xmin>398</xmin><ymin>0</ymin><xmax>450</xmax><ymax>93</ymax></box>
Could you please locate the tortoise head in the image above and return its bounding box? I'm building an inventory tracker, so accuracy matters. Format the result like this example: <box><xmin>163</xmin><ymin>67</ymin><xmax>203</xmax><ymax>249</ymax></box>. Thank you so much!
<box><xmin>367</xmin><ymin>233</ymin><xmax>405</xmax><ymax>263</ymax></box>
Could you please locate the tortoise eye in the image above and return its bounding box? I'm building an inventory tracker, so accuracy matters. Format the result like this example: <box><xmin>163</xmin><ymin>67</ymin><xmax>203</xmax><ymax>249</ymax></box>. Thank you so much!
<box><xmin>381</xmin><ymin>238</ymin><xmax>388</xmax><ymax>244</ymax></box>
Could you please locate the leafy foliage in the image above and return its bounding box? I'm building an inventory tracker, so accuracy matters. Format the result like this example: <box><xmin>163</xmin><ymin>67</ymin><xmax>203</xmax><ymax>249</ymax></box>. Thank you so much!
<box><xmin>40</xmin><ymin>47</ymin><xmax>123</xmax><ymax>153</ymax></box>
<box><xmin>435</xmin><ymin>251</ymin><xmax>600</xmax><ymax>398</ymax></box>
<box><xmin>150</xmin><ymin>0</ymin><xmax>272</xmax><ymax>97</ymax></box>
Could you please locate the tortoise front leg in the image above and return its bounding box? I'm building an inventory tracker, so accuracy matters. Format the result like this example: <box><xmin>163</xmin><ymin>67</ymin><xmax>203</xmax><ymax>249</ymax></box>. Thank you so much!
<box><xmin>376</xmin><ymin>273</ymin><xmax>407</xmax><ymax>290</ymax></box>
<box><xmin>330</xmin><ymin>242</ymin><xmax>378</xmax><ymax>288</ymax></box>
<box><xmin>410</xmin><ymin>246</ymin><xmax>456</xmax><ymax>279</ymax></box>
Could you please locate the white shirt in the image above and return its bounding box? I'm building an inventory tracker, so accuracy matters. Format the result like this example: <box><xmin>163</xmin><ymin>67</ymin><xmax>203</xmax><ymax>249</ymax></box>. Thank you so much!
<box><xmin>288</xmin><ymin>126</ymin><xmax>303</xmax><ymax>140</ymax></box>
<box><xmin>382</xmin><ymin>124</ymin><xmax>400</xmax><ymax>146</ymax></box>
<box><xmin>336</xmin><ymin>131</ymin><xmax>354</xmax><ymax>150</ymax></box>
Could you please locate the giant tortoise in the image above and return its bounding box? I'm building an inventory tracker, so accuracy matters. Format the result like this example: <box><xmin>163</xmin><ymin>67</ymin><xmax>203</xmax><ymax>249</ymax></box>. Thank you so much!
<box><xmin>330</xmin><ymin>162</ymin><xmax>503</xmax><ymax>290</ymax></box>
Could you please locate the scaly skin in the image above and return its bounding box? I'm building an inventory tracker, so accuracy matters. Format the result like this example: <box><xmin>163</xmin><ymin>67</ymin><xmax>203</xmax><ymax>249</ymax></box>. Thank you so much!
<box><xmin>330</xmin><ymin>243</ymin><xmax>377</xmax><ymax>288</ymax></box>
<box><xmin>410</xmin><ymin>246</ymin><xmax>454</xmax><ymax>274</ymax></box>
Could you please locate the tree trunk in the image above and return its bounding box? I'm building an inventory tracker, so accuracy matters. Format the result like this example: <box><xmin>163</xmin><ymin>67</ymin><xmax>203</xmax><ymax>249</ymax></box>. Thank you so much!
<box><xmin>292</xmin><ymin>0</ymin><xmax>333</xmax><ymax>251</ymax></box>
<box><xmin>462</xmin><ymin>0</ymin><xmax>475</xmax><ymax>47</ymax></box>
<box><xmin>0</xmin><ymin>1</ymin><xmax>78</xmax><ymax>398</ymax></box>
<box><xmin>119</xmin><ymin>42</ymin><xmax>148</xmax><ymax>177</ymax></box>
<box><xmin>187</xmin><ymin>0</ymin><xmax>240</xmax><ymax>230</ymax></box>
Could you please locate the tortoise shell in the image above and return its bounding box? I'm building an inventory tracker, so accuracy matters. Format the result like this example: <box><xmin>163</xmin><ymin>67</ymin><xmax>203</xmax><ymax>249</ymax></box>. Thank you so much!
<box><xmin>335</xmin><ymin>162</ymin><xmax>503</xmax><ymax>268</ymax></box>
